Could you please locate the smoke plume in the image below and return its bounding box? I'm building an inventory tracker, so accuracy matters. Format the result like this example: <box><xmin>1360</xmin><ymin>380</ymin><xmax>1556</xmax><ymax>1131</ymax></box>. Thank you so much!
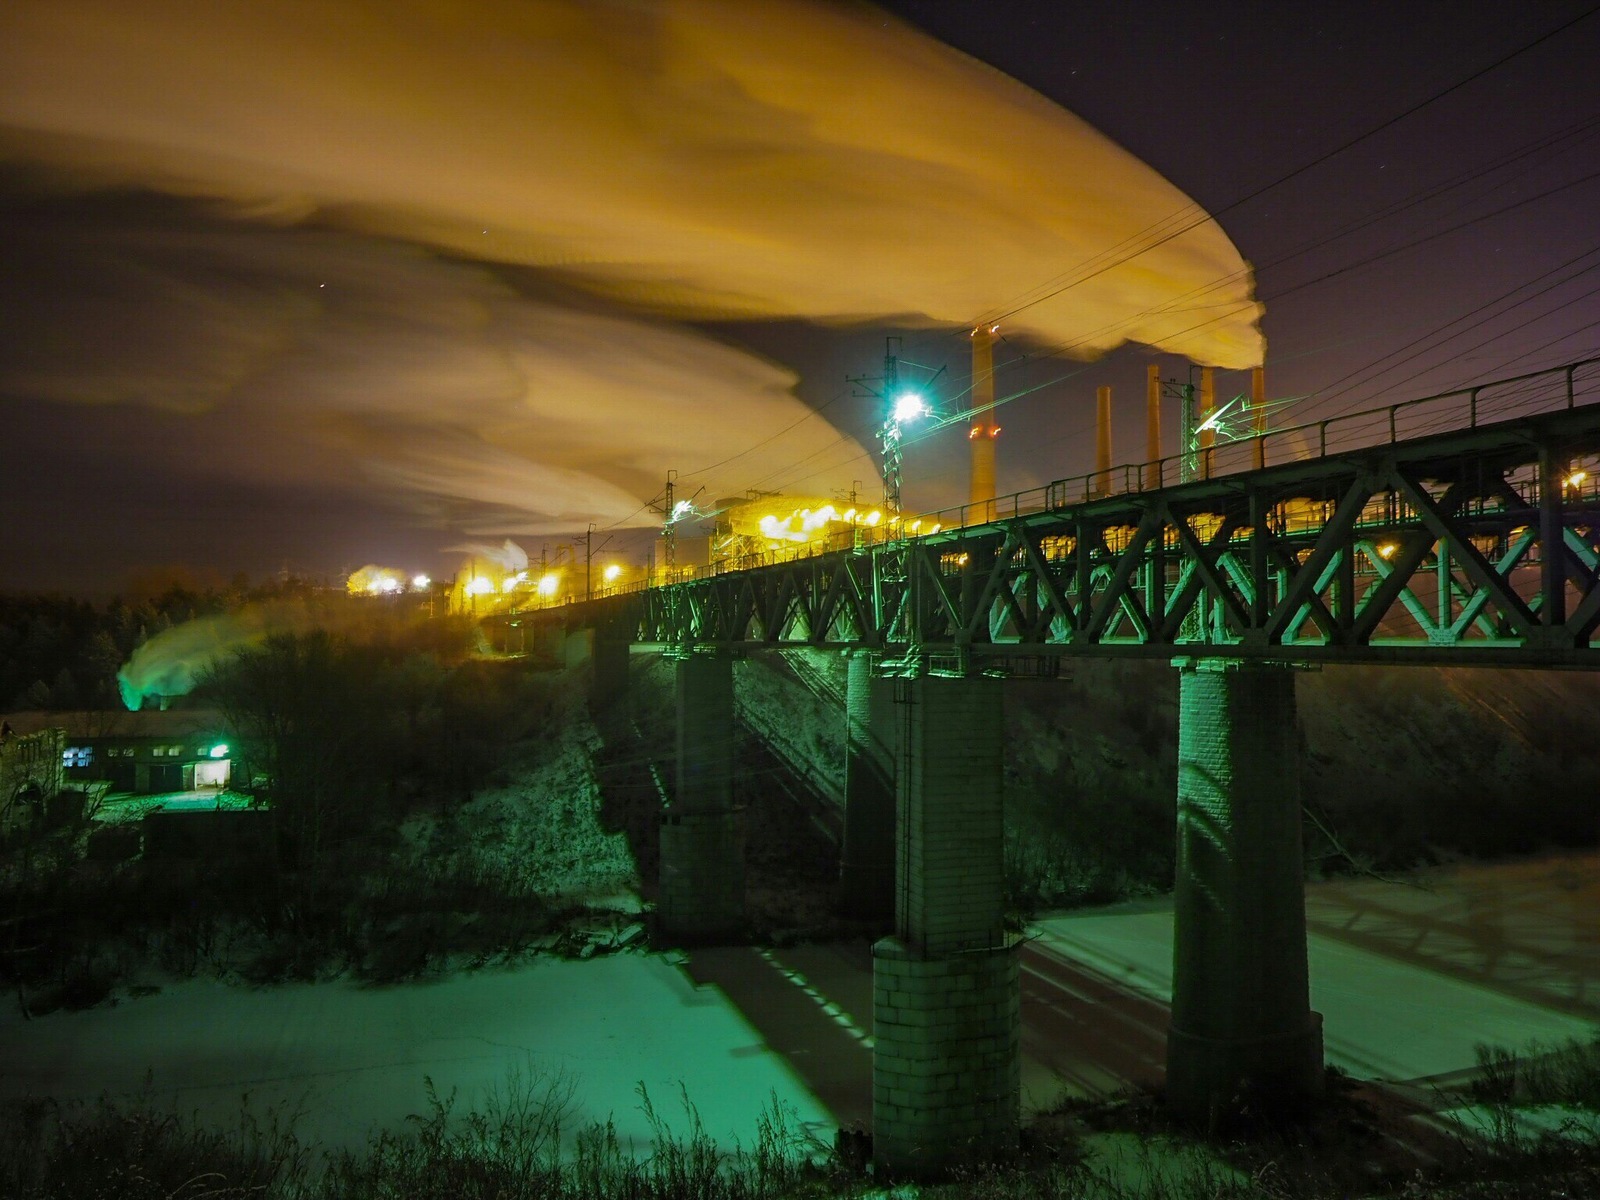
<box><xmin>116</xmin><ymin>603</ymin><xmax>321</xmax><ymax>710</ymax></box>
<box><xmin>1</xmin><ymin>0</ymin><xmax>1263</xmax><ymax>545</ymax></box>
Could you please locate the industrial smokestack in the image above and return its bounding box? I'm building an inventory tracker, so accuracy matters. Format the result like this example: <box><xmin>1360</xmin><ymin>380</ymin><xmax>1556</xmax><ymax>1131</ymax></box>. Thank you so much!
<box><xmin>969</xmin><ymin>325</ymin><xmax>998</xmax><ymax>518</ymax></box>
<box><xmin>1095</xmin><ymin>385</ymin><xmax>1112</xmax><ymax>497</ymax></box>
<box><xmin>1198</xmin><ymin>366</ymin><xmax>1216</xmax><ymax>480</ymax></box>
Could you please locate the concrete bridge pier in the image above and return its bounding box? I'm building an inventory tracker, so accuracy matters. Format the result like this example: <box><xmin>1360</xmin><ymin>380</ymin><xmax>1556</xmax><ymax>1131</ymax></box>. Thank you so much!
<box><xmin>873</xmin><ymin>674</ymin><xmax>1019</xmax><ymax>1174</ymax></box>
<box><xmin>1167</xmin><ymin>659</ymin><xmax>1323</xmax><ymax>1126</ymax></box>
<box><xmin>589</xmin><ymin>634</ymin><xmax>630</xmax><ymax>710</ymax></box>
<box><xmin>839</xmin><ymin>651</ymin><xmax>897</xmax><ymax>924</ymax></box>
<box><xmin>659</xmin><ymin>651</ymin><xmax>744</xmax><ymax>941</ymax></box>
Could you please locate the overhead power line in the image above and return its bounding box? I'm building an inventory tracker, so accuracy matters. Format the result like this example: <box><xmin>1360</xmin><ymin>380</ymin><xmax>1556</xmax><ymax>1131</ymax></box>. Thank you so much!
<box><xmin>979</xmin><ymin>3</ymin><xmax>1600</xmax><ymax>330</ymax></box>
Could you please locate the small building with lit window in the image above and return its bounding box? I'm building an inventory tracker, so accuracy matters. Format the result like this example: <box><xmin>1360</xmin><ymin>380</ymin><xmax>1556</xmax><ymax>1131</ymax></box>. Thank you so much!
<box><xmin>0</xmin><ymin>710</ymin><xmax>233</xmax><ymax>796</ymax></box>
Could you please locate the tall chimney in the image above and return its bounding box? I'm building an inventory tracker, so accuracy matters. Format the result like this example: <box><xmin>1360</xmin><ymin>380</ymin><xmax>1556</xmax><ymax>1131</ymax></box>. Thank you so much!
<box><xmin>1198</xmin><ymin>367</ymin><xmax>1216</xmax><ymax>479</ymax></box>
<box><xmin>1095</xmin><ymin>385</ymin><xmax>1113</xmax><ymax>497</ymax></box>
<box><xmin>969</xmin><ymin>325</ymin><xmax>998</xmax><ymax>517</ymax></box>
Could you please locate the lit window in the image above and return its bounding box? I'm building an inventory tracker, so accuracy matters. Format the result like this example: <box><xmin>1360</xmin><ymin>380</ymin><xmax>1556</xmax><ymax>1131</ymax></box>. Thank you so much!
<box><xmin>62</xmin><ymin>747</ymin><xmax>93</xmax><ymax>768</ymax></box>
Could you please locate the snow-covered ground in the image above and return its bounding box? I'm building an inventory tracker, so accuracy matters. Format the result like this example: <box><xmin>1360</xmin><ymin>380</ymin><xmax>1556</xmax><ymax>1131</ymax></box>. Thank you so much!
<box><xmin>0</xmin><ymin>951</ymin><xmax>837</xmax><ymax>1154</ymax></box>
<box><xmin>4</xmin><ymin>852</ymin><xmax>1596</xmax><ymax>1152</ymax></box>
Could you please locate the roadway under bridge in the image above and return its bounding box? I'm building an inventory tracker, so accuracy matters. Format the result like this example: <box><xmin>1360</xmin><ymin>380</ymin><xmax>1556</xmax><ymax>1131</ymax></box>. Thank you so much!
<box><xmin>499</xmin><ymin>360</ymin><xmax>1600</xmax><ymax>1171</ymax></box>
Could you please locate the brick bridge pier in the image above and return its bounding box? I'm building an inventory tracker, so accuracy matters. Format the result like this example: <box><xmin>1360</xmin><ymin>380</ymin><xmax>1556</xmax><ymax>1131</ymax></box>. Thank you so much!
<box><xmin>593</xmin><ymin>647</ymin><xmax>1320</xmax><ymax>1171</ymax></box>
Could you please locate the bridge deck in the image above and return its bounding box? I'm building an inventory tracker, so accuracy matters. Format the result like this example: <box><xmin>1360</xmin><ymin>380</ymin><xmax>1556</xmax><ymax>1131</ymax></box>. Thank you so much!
<box><xmin>546</xmin><ymin>361</ymin><xmax>1600</xmax><ymax>668</ymax></box>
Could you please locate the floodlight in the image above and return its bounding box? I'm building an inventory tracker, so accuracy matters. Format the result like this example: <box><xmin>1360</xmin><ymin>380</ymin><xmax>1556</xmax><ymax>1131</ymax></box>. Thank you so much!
<box><xmin>892</xmin><ymin>392</ymin><xmax>926</xmax><ymax>422</ymax></box>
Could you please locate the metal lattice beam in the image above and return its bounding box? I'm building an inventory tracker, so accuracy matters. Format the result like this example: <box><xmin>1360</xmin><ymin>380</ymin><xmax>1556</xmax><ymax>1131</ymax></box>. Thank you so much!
<box><xmin>559</xmin><ymin>400</ymin><xmax>1600</xmax><ymax>669</ymax></box>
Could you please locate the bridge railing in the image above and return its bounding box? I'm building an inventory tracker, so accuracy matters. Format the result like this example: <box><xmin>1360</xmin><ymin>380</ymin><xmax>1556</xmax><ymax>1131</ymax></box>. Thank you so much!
<box><xmin>554</xmin><ymin>358</ymin><xmax>1600</xmax><ymax>598</ymax></box>
<box><xmin>913</xmin><ymin>358</ymin><xmax>1600</xmax><ymax>535</ymax></box>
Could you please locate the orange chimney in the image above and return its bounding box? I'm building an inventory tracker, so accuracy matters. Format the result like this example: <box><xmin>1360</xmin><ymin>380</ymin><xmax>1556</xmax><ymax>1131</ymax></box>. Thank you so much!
<box><xmin>1095</xmin><ymin>385</ymin><xmax>1112</xmax><ymax>496</ymax></box>
<box><xmin>969</xmin><ymin>325</ymin><xmax>999</xmax><ymax>517</ymax></box>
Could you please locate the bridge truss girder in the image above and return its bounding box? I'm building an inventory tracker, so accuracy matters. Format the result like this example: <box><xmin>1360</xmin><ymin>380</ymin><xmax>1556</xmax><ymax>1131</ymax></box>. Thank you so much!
<box><xmin>623</xmin><ymin>406</ymin><xmax>1600</xmax><ymax>668</ymax></box>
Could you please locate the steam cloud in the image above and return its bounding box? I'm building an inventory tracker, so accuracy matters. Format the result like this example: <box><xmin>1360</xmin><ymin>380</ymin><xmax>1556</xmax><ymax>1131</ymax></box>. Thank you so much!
<box><xmin>116</xmin><ymin>601</ymin><xmax>338</xmax><ymax>710</ymax></box>
<box><xmin>445</xmin><ymin>541</ymin><xmax>531</xmax><ymax>574</ymax></box>
<box><xmin>0</xmin><ymin>208</ymin><xmax>856</xmax><ymax>530</ymax></box>
<box><xmin>0</xmin><ymin>0</ymin><xmax>1263</xmax><ymax>543</ymax></box>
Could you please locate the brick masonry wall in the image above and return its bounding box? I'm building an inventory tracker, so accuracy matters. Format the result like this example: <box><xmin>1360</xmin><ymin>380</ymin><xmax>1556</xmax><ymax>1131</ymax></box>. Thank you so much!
<box><xmin>872</xmin><ymin>936</ymin><xmax>1020</xmax><ymax>1171</ymax></box>
<box><xmin>897</xmin><ymin>675</ymin><xmax>1004</xmax><ymax>955</ymax></box>
<box><xmin>871</xmin><ymin>674</ymin><xmax>1018</xmax><ymax>1171</ymax></box>
<box><xmin>1168</xmin><ymin>660</ymin><xmax>1322</xmax><ymax>1121</ymax></box>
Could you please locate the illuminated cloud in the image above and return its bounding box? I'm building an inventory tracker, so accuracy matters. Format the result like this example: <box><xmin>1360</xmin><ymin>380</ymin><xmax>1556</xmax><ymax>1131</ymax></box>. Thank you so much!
<box><xmin>0</xmin><ymin>0</ymin><xmax>1262</xmax><ymax>366</ymax></box>
<box><xmin>442</xmin><ymin>541</ymin><xmax>529</xmax><ymax>574</ymax></box>
<box><xmin>0</xmin><ymin>0</ymin><xmax>1263</xmax><ymax>551</ymax></box>
<box><xmin>0</xmin><ymin>206</ymin><xmax>861</xmax><ymax>530</ymax></box>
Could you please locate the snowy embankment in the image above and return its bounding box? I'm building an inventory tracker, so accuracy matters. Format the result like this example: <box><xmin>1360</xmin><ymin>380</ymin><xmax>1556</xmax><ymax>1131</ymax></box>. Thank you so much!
<box><xmin>408</xmin><ymin>700</ymin><xmax>639</xmax><ymax>915</ymax></box>
<box><xmin>731</xmin><ymin>651</ymin><xmax>846</xmax><ymax>819</ymax></box>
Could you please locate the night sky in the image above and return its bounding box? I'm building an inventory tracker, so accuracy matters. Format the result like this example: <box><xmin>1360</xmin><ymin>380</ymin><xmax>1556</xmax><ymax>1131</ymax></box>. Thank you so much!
<box><xmin>1</xmin><ymin>0</ymin><xmax>1596</xmax><ymax>594</ymax></box>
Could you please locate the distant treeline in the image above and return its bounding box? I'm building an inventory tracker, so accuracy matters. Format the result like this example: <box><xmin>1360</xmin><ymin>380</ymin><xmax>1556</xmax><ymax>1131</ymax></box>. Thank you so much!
<box><xmin>0</xmin><ymin>578</ymin><xmax>344</xmax><ymax>711</ymax></box>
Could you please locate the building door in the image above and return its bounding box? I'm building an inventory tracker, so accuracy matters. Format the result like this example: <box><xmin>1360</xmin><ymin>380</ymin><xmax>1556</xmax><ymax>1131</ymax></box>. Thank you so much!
<box><xmin>193</xmin><ymin>760</ymin><xmax>231</xmax><ymax>789</ymax></box>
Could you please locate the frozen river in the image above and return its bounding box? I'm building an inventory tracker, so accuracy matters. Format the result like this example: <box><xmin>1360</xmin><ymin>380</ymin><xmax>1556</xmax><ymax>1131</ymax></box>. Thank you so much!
<box><xmin>4</xmin><ymin>853</ymin><xmax>1598</xmax><ymax>1152</ymax></box>
<box><xmin>0</xmin><ymin>951</ymin><xmax>843</xmax><ymax>1152</ymax></box>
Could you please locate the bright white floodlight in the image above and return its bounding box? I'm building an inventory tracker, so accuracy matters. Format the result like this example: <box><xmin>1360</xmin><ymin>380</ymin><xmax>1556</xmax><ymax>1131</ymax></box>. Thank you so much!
<box><xmin>892</xmin><ymin>392</ymin><xmax>926</xmax><ymax>422</ymax></box>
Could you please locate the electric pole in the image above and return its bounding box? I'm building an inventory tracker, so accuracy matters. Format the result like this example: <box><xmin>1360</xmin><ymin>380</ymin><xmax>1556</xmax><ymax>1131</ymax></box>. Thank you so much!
<box><xmin>647</xmin><ymin>469</ymin><xmax>703</xmax><ymax>584</ymax></box>
<box><xmin>582</xmin><ymin>523</ymin><xmax>612</xmax><ymax>601</ymax></box>
<box><xmin>1161</xmin><ymin>369</ymin><xmax>1201</xmax><ymax>484</ymax></box>
<box><xmin>848</xmin><ymin>336</ymin><xmax>944</xmax><ymax>517</ymax></box>
<box><xmin>647</xmin><ymin>470</ymin><xmax>678</xmax><ymax>585</ymax></box>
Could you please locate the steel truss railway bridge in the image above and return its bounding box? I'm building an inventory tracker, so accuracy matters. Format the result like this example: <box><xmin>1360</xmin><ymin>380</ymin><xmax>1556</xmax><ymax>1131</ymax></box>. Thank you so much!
<box><xmin>519</xmin><ymin>359</ymin><xmax>1600</xmax><ymax>1170</ymax></box>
